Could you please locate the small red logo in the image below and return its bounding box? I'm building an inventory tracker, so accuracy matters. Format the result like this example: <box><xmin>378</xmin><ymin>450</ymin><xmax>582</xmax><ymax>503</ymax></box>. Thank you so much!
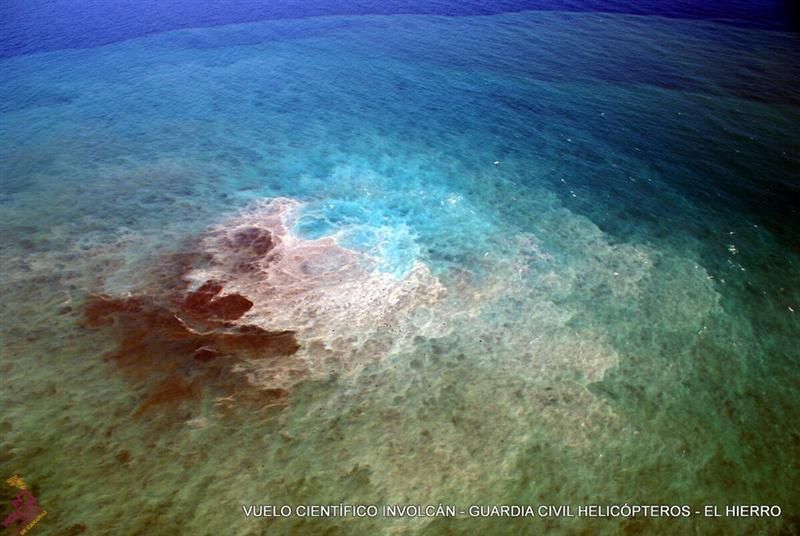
<box><xmin>2</xmin><ymin>476</ymin><xmax>46</xmax><ymax>536</ymax></box>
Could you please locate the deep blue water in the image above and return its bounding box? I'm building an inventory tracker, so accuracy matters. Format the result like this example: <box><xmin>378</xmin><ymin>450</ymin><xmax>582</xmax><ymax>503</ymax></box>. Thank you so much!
<box><xmin>1</xmin><ymin>4</ymin><xmax>800</xmax><ymax>535</ymax></box>
<box><xmin>1</xmin><ymin>0</ymin><xmax>798</xmax><ymax>58</ymax></box>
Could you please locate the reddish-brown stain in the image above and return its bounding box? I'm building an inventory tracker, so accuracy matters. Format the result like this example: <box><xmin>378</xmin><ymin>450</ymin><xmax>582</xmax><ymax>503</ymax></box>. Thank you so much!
<box><xmin>192</xmin><ymin>346</ymin><xmax>221</xmax><ymax>362</ymax></box>
<box><xmin>181</xmin><ymin>280</ymin><xmax>253</xmax><ymax>320</ymax></box>
<box><xmin>85</xmin><ymin>295</ymin><xmax>148</xmax><ymax>328</ymax></box>
<box><xmin>214</xmin><ymin>325</ymin><xmax>299</xmax><ymax>355</ymax></box>
<box><xmin>134</xmin><ymin>374</ymin><xmax>199</xmax><ymax>416</ymax></box>
<box><xmin>84</xmin><ymin>275</ymin><xmax>298</xmax><ymax>417</ymax></box>
<box><xmin>115</xmin><ymin>450</ymin><xmax>131</xmax><ymax>464</ymax></box>
<box><xmin>205</xmin><ymin>293</ymin><xmax>254</xmax><ymax>320</ymax></box>
<box><xmin>232</xmin><ymin>227</ymin><xmax>274</xmax><ymax>256</ymax></box>
<box><xmin>261</xmin><ymin>388</ymin><xmax>290</xmax><ymax>402</ymax></box>
<box><xmin>182</xmin><ymin>280</ymin><xmax>223</xmax><ymax>311</ymax></box>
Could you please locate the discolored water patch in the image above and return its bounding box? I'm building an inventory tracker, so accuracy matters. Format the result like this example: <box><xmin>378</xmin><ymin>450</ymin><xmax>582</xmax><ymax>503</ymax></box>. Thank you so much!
<box><xmin>80</xmin><ymin>197</ymin><xmax>450</xmax><ymax>421</ymax></box>
<box><xmin>84</xmin><ymin>281</ymin><xmax>299</xmax><ymax>417</ymax></box>
<box><xmin>181</xmin><ymin>279</ymin><xmax>254</xmax><ymax>321</ymax></box>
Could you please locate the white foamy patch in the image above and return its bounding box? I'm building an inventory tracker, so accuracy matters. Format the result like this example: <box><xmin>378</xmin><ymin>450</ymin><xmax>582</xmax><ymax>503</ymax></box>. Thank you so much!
<box><xmin>181</xmin><ymin>195</ymin><xmax>647</xmax><ymax>405</ymax></box>
<box><xmin>185</xmin><ymin>198</ymin><xmax>449</xmax><ymax>387</ymax></box>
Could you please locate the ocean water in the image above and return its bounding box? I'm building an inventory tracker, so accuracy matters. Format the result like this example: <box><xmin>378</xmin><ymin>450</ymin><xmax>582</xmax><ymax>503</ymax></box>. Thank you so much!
<box><xmin>2</xmin><ymin>0</ymin><xmax>797</xmax><ymax>58</ymax></box>
<box><xmin>1</xmin><ymin>8</ymin><xmax>799</xmax><ymax>535</ymax></box>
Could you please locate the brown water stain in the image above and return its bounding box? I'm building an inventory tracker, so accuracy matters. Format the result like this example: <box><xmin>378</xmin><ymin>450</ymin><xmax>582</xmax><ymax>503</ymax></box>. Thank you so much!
<box><xmin>181</xmin><ymin>280</ymin><xmax>253</xmax><ymax>320</ymax></box>
<box><xmin>230</xmin><ymin>226</ymin><xmax>274</xmax><ymax>256</ymax></box>
<box><xmin>225</xmin><ymin>226</ymin><xmax>277</xmax><ymax>272</ymax></box>
<box><xmin>84</xmin><ymin>279</ymin><xmax>299</xmax><ymax>418</ymax></box>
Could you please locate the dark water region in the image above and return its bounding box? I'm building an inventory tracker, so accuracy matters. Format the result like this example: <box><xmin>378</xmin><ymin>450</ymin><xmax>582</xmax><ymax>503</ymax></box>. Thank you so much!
<box><xmin>1</xmin><ymin>0</ymin><xmax>797</xmax><ymax>58</ymax></box>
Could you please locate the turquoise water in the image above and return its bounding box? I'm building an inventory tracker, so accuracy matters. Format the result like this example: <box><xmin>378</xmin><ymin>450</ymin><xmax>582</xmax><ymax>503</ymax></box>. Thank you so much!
<box><xmin>1</xmin><ymin>10</ymin><xmax>800</xmax><ymax>534</ymax></box>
